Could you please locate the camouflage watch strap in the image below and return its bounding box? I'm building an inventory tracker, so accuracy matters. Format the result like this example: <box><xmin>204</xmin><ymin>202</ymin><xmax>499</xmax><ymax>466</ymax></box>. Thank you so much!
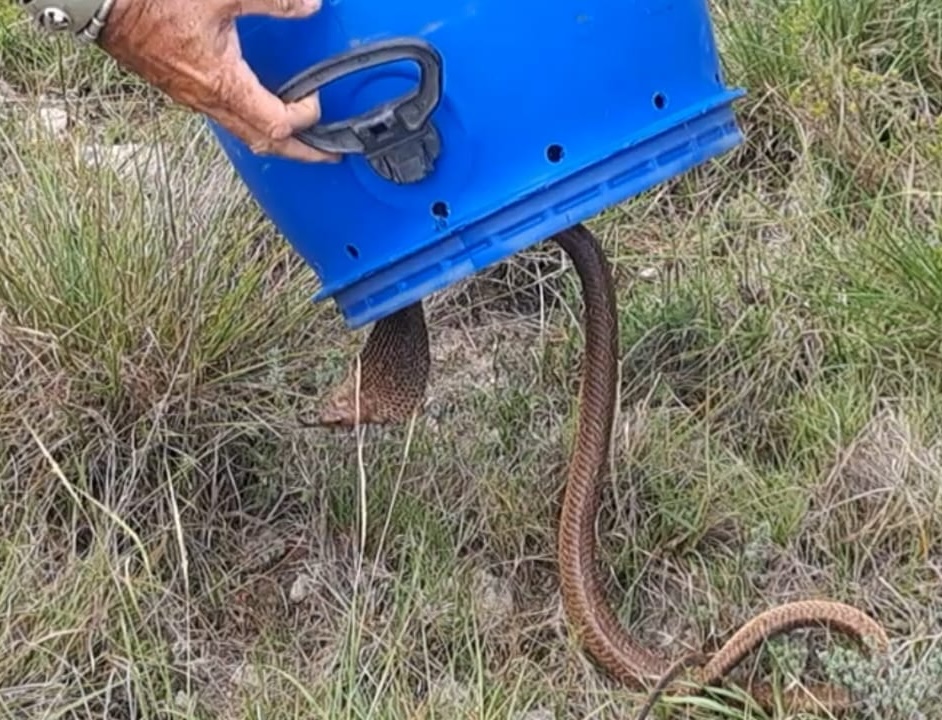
<box><xmin>20</xmin><ymin>0</ymin><xmax>117</xmax><ymax>43</ymax></box>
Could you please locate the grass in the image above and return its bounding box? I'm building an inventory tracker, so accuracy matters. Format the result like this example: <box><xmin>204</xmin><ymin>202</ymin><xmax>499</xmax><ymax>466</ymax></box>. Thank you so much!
<box><xmin>1</xmin><ymin>0</ymin><xmax>941</xmax><ymax>717</ymax></box>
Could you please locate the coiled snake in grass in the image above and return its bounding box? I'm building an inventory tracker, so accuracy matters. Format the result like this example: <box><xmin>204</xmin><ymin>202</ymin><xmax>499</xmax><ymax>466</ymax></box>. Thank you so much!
<box><xmin>310</xmin><ymin>222</ymin><xmax>888</xmax><ymax>716</ymax></box>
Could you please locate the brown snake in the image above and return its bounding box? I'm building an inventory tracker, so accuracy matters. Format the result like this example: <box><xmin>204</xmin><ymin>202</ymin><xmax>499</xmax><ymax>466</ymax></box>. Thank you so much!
<box><xmin>310</xmin><ymin>223</ymin><xmax>889</xmax><ymax>716</ymax></box>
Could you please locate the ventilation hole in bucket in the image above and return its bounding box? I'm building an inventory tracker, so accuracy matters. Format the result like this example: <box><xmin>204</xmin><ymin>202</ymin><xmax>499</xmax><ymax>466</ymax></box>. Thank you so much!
<box><xmin>714</xmin><ymin>72</ymin><xmax>722</xmax><ymax>84</ymax></box>
<box><xmin>431</xmin><ymin>201</ymin><xmax>450</xmax><ymax>219</ymax></box>
<box><xmin>345</xmin><ymin>244</ymin><xmax>360</xmax><ymax>259</ymax></box>
<box><xmin>546</xmin><ymin>144</ymin><xmax>565</xmax><ymax>163</ymax></box>
<box><xmin>653</xmin><ymin>92</ymin><xmax>667</xmax><ymax>110</ymax></box>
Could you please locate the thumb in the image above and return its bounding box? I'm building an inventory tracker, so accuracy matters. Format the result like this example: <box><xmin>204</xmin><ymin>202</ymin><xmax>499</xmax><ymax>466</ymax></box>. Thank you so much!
<box><xmin>236</xmin><ymin>0</ymin><xmax>322</xmax><ymax>18</ymax></box>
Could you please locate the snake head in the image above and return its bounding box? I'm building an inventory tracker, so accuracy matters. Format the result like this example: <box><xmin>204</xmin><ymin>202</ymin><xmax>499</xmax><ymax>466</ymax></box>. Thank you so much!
<box><xmin>314</xmin><ymin>374</ymin><xmax>417</xmax><ymax>427</ymax></box>
<box><xmin>312</xmin><ymin>302</ymin><xmax>431</xmax><ymax>428</ymax></box>
<box><xmin>315</xmin><ymin>379</ymin><xmax>383</xmax><ymax>427</ymax></box>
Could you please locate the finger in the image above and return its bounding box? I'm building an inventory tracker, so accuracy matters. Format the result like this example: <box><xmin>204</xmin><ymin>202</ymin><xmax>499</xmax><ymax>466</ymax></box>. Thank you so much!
<box><xmin>210</xmin><ymin>104</ymin><xmax>340</xmax><ymax>163</ymax></box>
<box><xmin>224</xmin><ymin>21</ymin><xmax>325</xmax><ymax>135</ymax></box>
<box><xmin>211</xmin><ymin>53</ymin><xmax>340</xmax><ymax>162</ymax></box>
<box><xmin>236</xmin><ymin>0</ymin><xmax>322</xmax><ymax>19</ymax></box>
<box><xmin>280</xmin><ymin>95</ymin><xmax>343</xmax><ymax>159</ymax></box>
<box><xmin>284</xmin><ymin>93</ymin><xmax>322</xmax><ymax>132</ymax></box>
<box><xmin>272</xmin><ymin>136</ymin><xmax>343</xmax><ymax>163</ymax></box>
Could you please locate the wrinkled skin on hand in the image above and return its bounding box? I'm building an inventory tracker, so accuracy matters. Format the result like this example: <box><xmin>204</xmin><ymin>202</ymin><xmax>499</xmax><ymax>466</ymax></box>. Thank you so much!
<box><xmin>99</xmin><ymin>0</ymin><xmax>339</xmax><ymax>163</ymax></box>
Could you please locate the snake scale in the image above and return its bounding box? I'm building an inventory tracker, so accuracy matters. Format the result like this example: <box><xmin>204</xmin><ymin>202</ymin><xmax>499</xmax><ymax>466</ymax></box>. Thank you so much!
<box><xmin>311</xmin><ymin>223</ymin><xmax>888</xmax><ymax>716</ymax></box>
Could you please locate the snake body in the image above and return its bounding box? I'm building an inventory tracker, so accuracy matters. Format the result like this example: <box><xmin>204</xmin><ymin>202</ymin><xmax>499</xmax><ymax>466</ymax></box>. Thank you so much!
<box><xmin>314</xmin><ymin>223</ymin><xmax>888</xmax><ymax>715</ymax></box>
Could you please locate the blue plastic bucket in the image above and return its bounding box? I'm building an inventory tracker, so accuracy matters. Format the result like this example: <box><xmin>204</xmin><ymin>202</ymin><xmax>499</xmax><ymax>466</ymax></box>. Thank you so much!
<box><xmin>211</xmin><ymin>0</ymin><xmax>745</xmax><ymax>329</ymax></box>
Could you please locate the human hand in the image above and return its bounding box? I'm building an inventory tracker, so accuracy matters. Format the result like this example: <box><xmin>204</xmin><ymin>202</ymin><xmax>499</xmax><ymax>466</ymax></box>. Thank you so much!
<box><xmin>99</xmin><ymin>0</ymin><xmax>338</xmax><ymax>163</ymax></box>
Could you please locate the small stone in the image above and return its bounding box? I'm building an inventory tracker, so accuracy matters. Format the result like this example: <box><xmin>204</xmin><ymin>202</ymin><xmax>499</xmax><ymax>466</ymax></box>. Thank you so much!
<box><xmin>230</xmin><ymin>663</ymin><xmax>261</xmax><ymax>690</ymax></box>
<box><xmin>517</xmin><ymin>711</ymin><xmax>554</xmax><ymax>720</ymax></box>
<box><xmin>472</xmin><ymin>569</ymin><xmax>514</xmax><ymax>628</ymax></box>
<box><xmin>81</xmin><ymin>142</ymin><xmax>167</xmax><ymax>183</ymax></box>
<box><xmin>0</xmin><ymin>78</ymin><xmax>16</xmax><ymax>101</ymax></box>
<box><xmin>28</xmin><ymin>106</ymin><xmax>69</xmax><ymax>138</ymax></box>
<box><xmin>429</xmin><ymin>677</ymin><xmax>472</xmax><ymax>709</ymax></box>
<box><xmin>289</xmin><ymin>571</ymin><xmax>319</xmax><ymax>603</ymax></box>
<box><xmin>638</xmin><ymin>266</ymin><xmax>659</xmax><ymax>281</ymax></box>
<box><xmin>174</xmin><ymin>690</ymin><xmax>195</xmax><ymax>710</ymax></box>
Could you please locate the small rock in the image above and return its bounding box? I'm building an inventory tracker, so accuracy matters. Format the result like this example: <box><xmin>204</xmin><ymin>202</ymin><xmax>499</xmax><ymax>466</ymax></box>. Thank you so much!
<box><xmin>26</xmin><ymin>105</ymin><xmax>69</xmax><ymax>138</ymax></box>
<box><xmin>637</xmin><ymin>266</ymin><xmax>659</xmax><ymax>282</ymax></box>
<box><xmin>41</xmin><ymin>107</ymin><xmax>68</xmax><ymax>135</ymax></box>
<box><xmin>289</xmin><ymin>571</ymin><xmax>320</xmax><ymax>603</ymax></box>
<box><xmin>472</xmin><ymin>568</ymin><xmax>514</xmax><ymax>628</ymax></box>
<box><xmin>174</xmin><ymin>690</ymin><xmax>196</xmax><ymax>710</ymax></box>
<box><xmin>230</xmin><ymin>663</ymin><xmax>261</xmax><ymax>690</ymax></box>
<box><xmin>80</xmin><ymin>142</ymin><xmax>166</xmax><ymax>184</ymax></box>
<box><xmin>0</xmin><ymin>78</ymin><xmax>16</xmax><ymax>101</ymax></box>
<box><xmin>517</xmin><ymin>710</ymin><xmax>554</xmax><ymax>720</ymax></box>
<box><xmin>429</xmin><ymin>677</ymin><xmax>472</xmax><ymax>709</ymax></box>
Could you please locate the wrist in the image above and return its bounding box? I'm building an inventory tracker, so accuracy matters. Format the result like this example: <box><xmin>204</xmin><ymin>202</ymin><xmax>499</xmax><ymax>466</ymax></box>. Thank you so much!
<box><xmin>20</xmin><ymin>0</ymin><xmax>118</xmax><ymax>44</ymax></box>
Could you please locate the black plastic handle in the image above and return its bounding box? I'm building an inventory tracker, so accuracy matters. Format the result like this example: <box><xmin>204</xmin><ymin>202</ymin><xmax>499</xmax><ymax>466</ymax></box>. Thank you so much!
<box><xmin>277</xmin><ymin>37</ymin><xmax>444</xmax><ymax>184</ymax></box>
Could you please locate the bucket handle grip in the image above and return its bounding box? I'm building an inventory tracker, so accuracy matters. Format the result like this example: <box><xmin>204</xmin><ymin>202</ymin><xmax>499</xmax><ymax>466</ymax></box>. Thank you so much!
<box><xmin>277</xmin><ymin>37</ymin><xmax>444</xmax><ymax>185</ymax></box>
